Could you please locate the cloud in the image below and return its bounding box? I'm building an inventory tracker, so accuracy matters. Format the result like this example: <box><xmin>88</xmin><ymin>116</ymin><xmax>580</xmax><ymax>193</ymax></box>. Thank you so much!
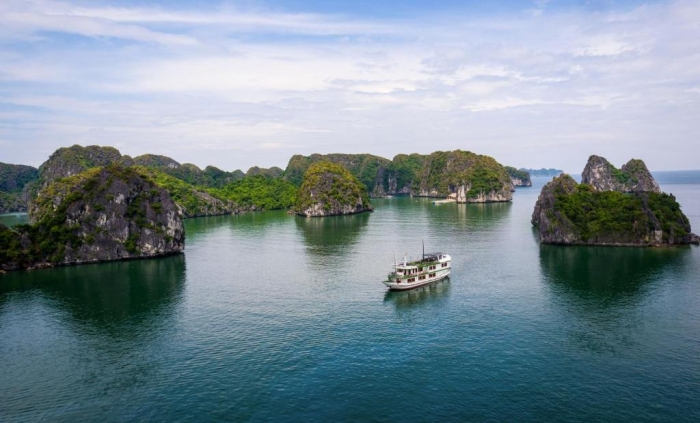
<box><xmin>1</xmin><ymin>0</ymin><xmax>699</xmax><ymax>172</ymax></box>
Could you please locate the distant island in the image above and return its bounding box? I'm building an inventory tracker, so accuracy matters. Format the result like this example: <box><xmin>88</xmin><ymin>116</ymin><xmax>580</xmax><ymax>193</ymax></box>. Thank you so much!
<box><xmin>522</xmin><ymin>168</ymin><xmax>563</xmax><ymax>177</ymax></box>
<box><xmin>532</xmin><ymin>155</ymin><xmax>699</xmax><ymax>246</ymax></box>
<box><xmin>505</xmin><ymin>167</ymin><xmax>532</xmax><ymax>187</ymax></box>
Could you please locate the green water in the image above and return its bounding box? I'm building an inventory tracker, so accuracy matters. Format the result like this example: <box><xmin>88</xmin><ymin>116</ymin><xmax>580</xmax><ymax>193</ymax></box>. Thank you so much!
<box><xmin>1</xmin><ymin>172</ymin><xmax>700</xmax><ymax>421</ymax></box>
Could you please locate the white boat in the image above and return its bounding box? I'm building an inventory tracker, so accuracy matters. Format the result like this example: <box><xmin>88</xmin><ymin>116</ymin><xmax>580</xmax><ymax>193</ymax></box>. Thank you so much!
<box><xmin>384</xmin><ymin>250</ymin><xmax>452</xmax><ymax>291</ymax></box>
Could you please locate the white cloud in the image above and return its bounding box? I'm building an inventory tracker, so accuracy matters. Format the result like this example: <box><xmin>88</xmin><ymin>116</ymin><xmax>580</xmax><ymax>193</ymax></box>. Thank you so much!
<box><xmin>1</xmin><ymin>0</ymin><xmax>699</xmax><ymax>172</ymax></box>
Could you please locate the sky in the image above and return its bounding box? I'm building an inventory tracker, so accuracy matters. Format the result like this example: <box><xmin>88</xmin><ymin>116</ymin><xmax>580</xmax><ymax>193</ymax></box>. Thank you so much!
<box><xmin>0</xmin><ymin>0</ymin><xmax>699</xmax><ymax>173</ymax></box>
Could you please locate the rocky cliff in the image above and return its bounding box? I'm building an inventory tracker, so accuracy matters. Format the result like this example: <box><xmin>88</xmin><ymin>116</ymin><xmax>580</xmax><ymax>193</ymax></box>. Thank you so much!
<box><xmin>294</xmin><ymin>162</ymin><xmax>373</xmax><ymax>217</ymax></box>
<box><xmin>581</xmin><ymin>155</ymin><xmax>660</xmax><ymax>193</ymax></box>
<box><xmin>38</xmin><ymin>145</ymin><xmax>127</xmax><ymax>186</ymax></box>
<box><xmin>505</xmin><ymin>166</ymin><xmax>532</xmax><ymax>188</ymax></box>
<box><xmin>531</xmin><ymin>174</ymin><xmax>587</xmax><ymax>244</ymax></box>
<box><xmin>532</xmin><ymin>157</ymin><xmax>698</xmax><ymax>246</ymax></box>
<box><xmin>411</xmin><ymin>151</ymin><xmax>514</xmax><ymax>202</ymax></box>
<box><xmin>132</xmin><ymin>166</ymin><xmax>240</xmax><ymax>217</ymax></box>
<box><xmin>368</xmin><ymin>151</ymin><xmax>514</xmax><ymax>201</ymax></box>
<box><xmin>28</xmin><ymin>146</ymin><xmax>253</xmax><ymax>218</ymax></box>
<box><xmin>372</xmin><ymin>153</ymin><xmax>425</xmax><ymax>197</ymax></box>
<box><xmin>1</xmin><ymin>165</ymin><xmax>184</xmax><ymax>271</ymax></box>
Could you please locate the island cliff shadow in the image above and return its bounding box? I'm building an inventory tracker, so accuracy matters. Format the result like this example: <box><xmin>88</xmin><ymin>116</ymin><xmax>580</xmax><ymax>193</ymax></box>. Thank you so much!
<box><xmin>383</xmin><ymin>278</ymin><xmax>452</xmax><ymax>310</ymax></box>
<box><xmin>0</xmin><ymin>254</ymin><xmax>186</xmax><ymax>335</ymax></box>
<box><xmin>294</xmin><ymin>212</ymin><xmax>370</xmax><ymax>258</ymax></box>
<box><xmin>539</xmin><ymin>245</ymin><xmax>687</xmax><ymax>299</ymax></box>
<box><xmin>539</xmin><ymin>244</ymin><xmax>690</xmax><ymax>354</ymax></box>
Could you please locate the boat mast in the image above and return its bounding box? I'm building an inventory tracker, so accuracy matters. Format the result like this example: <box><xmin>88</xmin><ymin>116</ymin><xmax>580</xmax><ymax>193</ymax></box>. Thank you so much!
<box><xmin>422</xmin><ymin>239</ymin><xmax>425</xmax><ymax>261</ymax></box>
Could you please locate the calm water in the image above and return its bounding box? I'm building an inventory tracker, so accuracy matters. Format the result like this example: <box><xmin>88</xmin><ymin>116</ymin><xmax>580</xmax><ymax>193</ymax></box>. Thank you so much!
<box><xmin>2</xmin><ymin>171</ymin><xmax>700</xmax><ymax>422</ymax></box>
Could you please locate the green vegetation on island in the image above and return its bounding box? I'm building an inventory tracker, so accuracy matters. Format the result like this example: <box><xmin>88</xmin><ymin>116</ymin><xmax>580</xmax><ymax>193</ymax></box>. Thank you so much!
<box><xmin>522</xmin><ymin>168</ymin><xmax>563</xmax><ymax>177</ymax></box>
<box><xmin>374</xmin><ymin>153</ymin><xmax>426</xmax><ymax>196</ymax></box>
<box><xmin>294</xmin><ymin>161</ymin><xmax>372</xmax><ymax>217</ymax></box>
<box><xmin>285</xmin><ymin>150</ymin><xmax>513</xmax><ymax>202</ymax></box>
<box><xmin>532</xmin><ymin>157</ymin><xmax>698</xmax><ymax>246</ymax></box>
<box><xmin>246</xmin><ymin>166</ymin><xmax>284</xmax><ymax>179</ymax></box>
<box><xmin>555</xmin><ymin>182</ymin><xmax>690</xmax><ymax>244</ymax></box>
<box><xmin>284</xmin><ymin>153</ymin><xmax>390</xmax><ymax>193</ymax></box>
<box><xmin>417</xmin><ymin>150</ymin><xmax>513</xmax><ymax>201</ymax></box>
<box><xmin>2</xmin><ymin>165</ymin><xmax>184</xmax><ymax>270</ymax></box>
<box><xmin>131</xmin><ymin>166</ymin><xmax>236</xmax><ymax>217</ymax></box>
<box><xmin>214</xmin><ymin>175</ymin><xmax>297</xmax><ymax>211</ymax></box>
<box><xmin>133</xmin><ymin>154</ymin><xmax>245</xmax><ymax>188</ymax></box>
<box><xmin>0</xmin><ymin>163</ymin><xmax>40</xmax><ymax>213</ymax></box>
<box><xmin>505</xmin><ymin>166</ymin><xmax>532</xmax><ymax>187</ymax></box>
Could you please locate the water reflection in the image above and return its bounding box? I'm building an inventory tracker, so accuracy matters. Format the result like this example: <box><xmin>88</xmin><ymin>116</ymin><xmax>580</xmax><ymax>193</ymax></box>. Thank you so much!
<box><xmin>185</xmin><ymin>211</ymin><xmax>291</xmax><ymax>242</ymax></box>
<box><xmin>0</xmin><ymin>212</ymin><xmax>29</xmax><ymax>228</ymax></box>
<box><xmin>383</xmin><ymin>278</ymin><xmax>451</xmax><ymax>310</ymax></box>
<box><xmin>539</xmin><ymin>245</ymin><xmax>690</xmax><ymax>354</ymax></box>
<box><xmin>539</xmin><ymin>245</ymin><xmax>687</xmax><ymax>300</ymax></box>
<box><xmin>0</xmin><ymin>254</ymin><xmax>186</xmax><ymax>330</ymax></box>
<box><xmin>295</xmin><ymin>213</ymin><xmax>370</xmax><ymax>257</ymax></box>
<box><xmin>425</xmin><ymin>202</ymin><xmax>512</xmax><ymax>237</ymax></box>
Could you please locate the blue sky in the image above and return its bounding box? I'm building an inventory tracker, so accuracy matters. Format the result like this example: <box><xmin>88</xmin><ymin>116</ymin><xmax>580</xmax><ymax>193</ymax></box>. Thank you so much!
<box><xmin>0</xmin><ymin>0</ymin><xmax>698</xmax><ymax>172</ymax></box>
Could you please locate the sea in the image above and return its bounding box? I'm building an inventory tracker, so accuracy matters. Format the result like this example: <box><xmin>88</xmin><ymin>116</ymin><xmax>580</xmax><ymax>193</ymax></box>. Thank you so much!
<box><xmin>1</xmin><ymin>171</ymin><xmax>699</xmax><ymax>422</ymax></box>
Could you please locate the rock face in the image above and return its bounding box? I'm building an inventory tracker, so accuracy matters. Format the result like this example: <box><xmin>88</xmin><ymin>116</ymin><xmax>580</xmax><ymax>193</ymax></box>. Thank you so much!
<box><xmin>131</xmin><ymin>166</ymin><xmax>241</xmax><ymax>218</ymax></box>
<box><xmin>285</xmin><ymin>151</ymin><xmax>514</xmax><ymax>202</ymax></box>
<box><xmin>581</xmin><ymin>155</ymin><xmax>660</xmax><ymax>193</ymax></box>
<box><xmin>371</xmin><ymin>151</ymin><xmax>513</xmax><ymax>201</ymax></box>
<box><xmin>411</xmin><ymin>151</ymin><xmax>514</xmax><ymax>202</ymax></box>
<box><xmin>38</xmin><ymin>145</ymin><xmax>126</xmax><ymax>186</ymax></box>
<box><xmin>372</xmin><ymin>153</ymin><xmax>425</xmax><ymax>197</ymax></box>
<box><xmin>0</xmin><ymin>165</ymin><xmax>184</xmax><ymax>271</ymax></box>
<box><xmin>532</xmin><ymin>157</ymin><xmax>698</xmax><ymax>246</ymax></box>
<box><xmin>505</xmin><ymin>166</ymin><xmax>532</xmax><ymax>188</ymax></box>
<box><xmin>27</xmin><ymin>145</ymin><xmax>251</xmax><ymax>219</ymax></box>
<box><xmin>531</xmin><ymin>174</ymin><xmax>587</xmax><ymax>244</ymax></box>
<box><xmin>294</xmin><ymin>162</ymin><xmax>373</xmax><ymax>217</ymax></box>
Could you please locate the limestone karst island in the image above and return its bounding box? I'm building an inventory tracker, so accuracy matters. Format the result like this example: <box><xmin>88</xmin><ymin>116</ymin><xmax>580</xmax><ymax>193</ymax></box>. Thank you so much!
<box><xmin>2</xmin><ymin>145</ymin><xmax>698</xmax><ymax>273</ymax></box>
<box><xmin>1</xmin><ymin>145</ymin><xmax>546</xmax><ymax>271</ymax></box>
<box><xmin>532</xmin><ymin>155</ymin><xmax>699</xmax><ymax>246</ymax></box>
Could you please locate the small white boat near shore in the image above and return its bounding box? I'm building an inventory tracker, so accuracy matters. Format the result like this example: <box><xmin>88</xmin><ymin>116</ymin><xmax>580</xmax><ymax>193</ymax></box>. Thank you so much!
<box><xmin>384</xmin><ymin>250</ymin><xmax>451</xmax><ymax>291</ymax></box>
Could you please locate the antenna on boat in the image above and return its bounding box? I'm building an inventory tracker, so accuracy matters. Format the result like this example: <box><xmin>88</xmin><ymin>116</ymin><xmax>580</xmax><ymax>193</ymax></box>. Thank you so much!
<box><xmin>422</xmin><ymin>239</ymin><xmax>425</xmax><ymax>261</ymax></box>
<box><xmin>394</xmin><ymin>247</ymin><xmax>397</xmax><ymax>269</ymax></box>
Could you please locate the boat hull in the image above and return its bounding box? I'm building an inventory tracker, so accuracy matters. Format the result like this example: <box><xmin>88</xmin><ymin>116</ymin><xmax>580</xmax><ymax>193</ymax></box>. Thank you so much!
<box><xmin>383</xmin><ymin>268</ymin><xmax>451</xmax><ymax>291</ymax></box>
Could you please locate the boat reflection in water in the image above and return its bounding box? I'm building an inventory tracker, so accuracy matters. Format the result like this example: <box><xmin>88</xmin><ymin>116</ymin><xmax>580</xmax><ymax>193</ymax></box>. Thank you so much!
<box><xmin>383</xmin><ymin>277</ymin><xmax>451</xmax><ymax>309</ymax></box>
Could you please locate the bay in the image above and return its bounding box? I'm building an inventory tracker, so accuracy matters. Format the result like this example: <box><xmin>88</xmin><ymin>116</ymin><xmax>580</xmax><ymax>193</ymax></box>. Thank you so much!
<box><xmin>1</xmin><ymin>171</ymin><xmax>699</xmax><ymax>421</ymax></box>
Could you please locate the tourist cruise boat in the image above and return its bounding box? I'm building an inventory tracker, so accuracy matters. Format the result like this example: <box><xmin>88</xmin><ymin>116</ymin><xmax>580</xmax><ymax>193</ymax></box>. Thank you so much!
<box><xmin>384</xmin><ymin>251</ymin><xmax>451</xmax><ymax>291</ymax></box>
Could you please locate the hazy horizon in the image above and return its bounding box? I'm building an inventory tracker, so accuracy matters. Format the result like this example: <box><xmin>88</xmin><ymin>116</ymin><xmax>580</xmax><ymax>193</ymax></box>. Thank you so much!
<box><xmin>2</xmin><ymin>0</ymin><xmax>699</xmax><ymax>173</ymax></box>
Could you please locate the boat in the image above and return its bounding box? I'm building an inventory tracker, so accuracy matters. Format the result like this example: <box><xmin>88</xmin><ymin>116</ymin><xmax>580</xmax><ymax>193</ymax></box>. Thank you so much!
<box><xmin>384</xmin><ymin>247</ymin><xmax>452</xmax><ymax>291</ymax></box>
